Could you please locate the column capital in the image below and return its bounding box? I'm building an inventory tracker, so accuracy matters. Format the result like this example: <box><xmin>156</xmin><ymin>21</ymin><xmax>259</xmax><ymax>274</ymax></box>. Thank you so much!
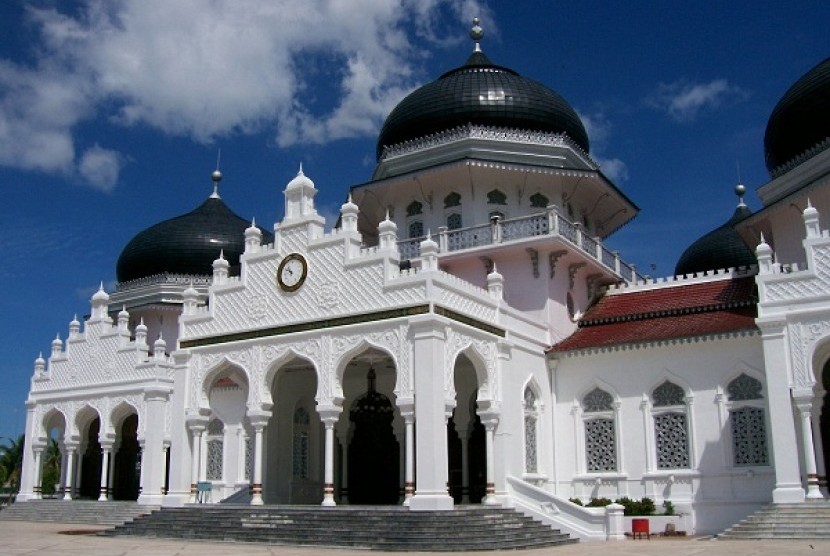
<box><xmin>316</xmin><ymin>404</ymin><xmax>342</xmax><ymax>424</ymax></box>
<box><xmin>247</xmin><ymin>409</ymin><xmax>272</xmax><ymax>428</ymax></box>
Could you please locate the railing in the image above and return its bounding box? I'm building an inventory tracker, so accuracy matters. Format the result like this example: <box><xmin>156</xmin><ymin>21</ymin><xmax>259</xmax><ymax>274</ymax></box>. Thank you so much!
<box><xmin>397</xmin><ymin>206</ymin><xmax>640</xmax><ymax>282</ymax></box>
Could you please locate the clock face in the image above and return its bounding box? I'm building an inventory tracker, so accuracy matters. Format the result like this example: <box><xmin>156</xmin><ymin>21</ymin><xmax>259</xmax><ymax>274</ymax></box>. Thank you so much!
<box><xmin>277</xmin><ymin>253</ymin><xmax>307</xmax><ymax>292</ymax></box>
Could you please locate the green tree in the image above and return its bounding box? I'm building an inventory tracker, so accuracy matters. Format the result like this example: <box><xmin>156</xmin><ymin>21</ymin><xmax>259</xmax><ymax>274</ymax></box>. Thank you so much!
<box><xmin>41</xmin><ymin>438</ymin><xmax>61</xmax><ymax>496</ymax></box>
<box><xmin>0</xmin><ymin>435</ymin><xmax>25</xmax><ymax>493</ymax></box>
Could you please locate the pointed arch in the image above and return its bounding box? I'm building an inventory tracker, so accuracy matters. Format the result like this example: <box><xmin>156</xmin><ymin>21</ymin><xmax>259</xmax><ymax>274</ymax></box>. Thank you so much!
<box><xmin>200</xmin><ymin>357</ymin><xmax>251</xmax><ymax>410</ymax></box>
<box><xmin>108</xmin><ymin>401</ymin><xmax>140</xmax><ymax>436</ymax></box>
<box><xmin>74</xmin><ymin>404</ymin><xmax>102</xmax><ymax>435</ymax></box>
<box><xmin>39</xmin><ymin>407</ymin><xmax>67</xmax><ymax>443</ymax></box>
<box><xmin>448</xmin><ymin>343</ymin><xmax>490</xmax><ymax>402</ymax></box>
<box><xmin>576</xmin><ymin>380</ymin><xmax>621</xmax><ymax>474</ymax></box>
<box><xmin>522</xmin><ymin>378</ymin><xmax>543</xmax><ymax>475</ymax></box>
<box><xmin>262</xmin><ymin>348</ymin><xmax>319</xmax><ymax>408</ymax></box>
<box><xmin>335</xmin><ymin>339</ymin><xmax>398</xmax><ymax>399</ymax></box>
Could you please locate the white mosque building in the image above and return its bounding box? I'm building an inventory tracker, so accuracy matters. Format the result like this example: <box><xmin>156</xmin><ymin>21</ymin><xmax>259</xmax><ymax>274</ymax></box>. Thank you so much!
<box><xmin>15</xmin><ymin>21</ymin><xmax>830</xmax><ymax>539</ymax></box>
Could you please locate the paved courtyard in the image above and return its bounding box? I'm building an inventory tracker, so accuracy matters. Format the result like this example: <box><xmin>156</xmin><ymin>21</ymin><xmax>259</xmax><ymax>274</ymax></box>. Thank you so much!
<box><xmin>0</xmin><ymin>521</ymin><xmax>828</xmax><ymax>556</ymax></box>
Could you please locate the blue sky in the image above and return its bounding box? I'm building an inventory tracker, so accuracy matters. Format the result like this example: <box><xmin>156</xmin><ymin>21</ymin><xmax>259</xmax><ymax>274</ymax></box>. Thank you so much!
<box><xmin>0</xmin><ymin>0</ymin><xmax>827</xmax><ymax>442</ymax></box>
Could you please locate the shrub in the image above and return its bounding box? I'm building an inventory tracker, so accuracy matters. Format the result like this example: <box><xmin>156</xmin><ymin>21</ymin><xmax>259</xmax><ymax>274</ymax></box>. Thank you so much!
<box><xmin>568</xmin><ymin>497</ymin><xmax>584</xmax><ymax>506</ymax></box>
<box><xmin>587</xmin><ymin>497</ymin><xmax>613</xmax><ymax>507</ymax></box>
<box><xmin>614</xmin><ymin>496</ymin><xmax>656</xmax><ymax>516</ymax></box>
<box><xmin>663</xmin><ymin>500</ymin><xmax>675</xmax><ymax>516</ymax></box>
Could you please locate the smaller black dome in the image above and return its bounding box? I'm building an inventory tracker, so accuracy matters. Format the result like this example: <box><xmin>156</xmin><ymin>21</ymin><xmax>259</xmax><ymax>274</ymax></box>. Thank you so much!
<box><xmin>116</xmin><ymin>197</ymin><xmax>273</xmax><ymax>283</ymax></box>
<box><xmin>675</xmin><ymin>205</ymin><xmax>756</xmax><ymax>276</ymax></box>
<box><xmin>764</xmin><ymin>57</ymin><xmax>830</xmax><ymax>175</ymax></box>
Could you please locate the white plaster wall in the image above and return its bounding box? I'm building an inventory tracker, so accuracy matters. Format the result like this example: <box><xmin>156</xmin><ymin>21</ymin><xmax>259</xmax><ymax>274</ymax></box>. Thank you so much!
<box><xmin>552</xmin><ymin>333</ymin><xmax>773</xmax><ymax>534</ymax></box>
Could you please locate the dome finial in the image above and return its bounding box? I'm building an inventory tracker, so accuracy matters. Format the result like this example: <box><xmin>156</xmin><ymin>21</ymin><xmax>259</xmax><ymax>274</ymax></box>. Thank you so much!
<box><xmin>470</xmin><ymin>17</ymin><xmax>484</xmax><ymax>53</ymax></box>
<box><xmin>211</xmin><ymin>149</ymin><xmax>223</xmax><ymax>199</ymax></box>
<box><xmin>734</xmin><ymin>182</ymin><xmax>747</xmax><ymax>207</ymax></box>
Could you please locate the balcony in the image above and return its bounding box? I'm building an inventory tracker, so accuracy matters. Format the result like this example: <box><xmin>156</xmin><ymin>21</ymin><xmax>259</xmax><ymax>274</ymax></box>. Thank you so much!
<box><xmin>397</xmin><ymin>206</ymin><xmax>640</xmax><ymax>283</ymax></box>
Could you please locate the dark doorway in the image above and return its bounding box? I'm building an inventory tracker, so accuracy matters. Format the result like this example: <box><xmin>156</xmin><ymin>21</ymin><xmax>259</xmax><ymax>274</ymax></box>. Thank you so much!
<box><xmin>348</xmin><ymin>368</ymin><xmax>400</xmax><ymax>504</ymax></box>
<box><xmin>78</xmin><ymin>418</ymin><xmax>102</xmax><ymax>499</ymax></box>
<box><xmin>467</xmin><ymin>416</ymin><xmax>486</xmax><ymax>503</ymax></box>
<box><xmin>112</xmin><ymin>414</ymin><xmax>141</xmax><ymax>500</ymax></box>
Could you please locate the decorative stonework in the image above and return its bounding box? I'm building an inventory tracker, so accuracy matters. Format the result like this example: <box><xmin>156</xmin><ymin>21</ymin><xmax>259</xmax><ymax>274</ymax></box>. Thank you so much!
<box><xmin>654</xmin><ymin>412</ymin><xmax>689</xmax><ymax>469</ymax></box>
<box><xmin>584</xmin><ymin>418</ymin><xmax>616</xmax><ymax>472</ymax></box>
<box><xmin>731</xmin><ymin>407</ymin><xmax>768</xmax><ymax>466</ymax></box>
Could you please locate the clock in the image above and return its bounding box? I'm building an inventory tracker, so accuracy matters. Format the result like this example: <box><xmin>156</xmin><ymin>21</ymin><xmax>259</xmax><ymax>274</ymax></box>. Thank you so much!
<box><xmin>276</xmin><ymin>253</ymin><xmax>307</xmax><ymax>292</ymax></box>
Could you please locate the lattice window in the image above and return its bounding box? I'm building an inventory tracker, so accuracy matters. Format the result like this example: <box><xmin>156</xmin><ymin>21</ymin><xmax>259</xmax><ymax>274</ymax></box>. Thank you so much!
<box><xmin>583</xmin><ymin>388</ymin><xmax>613</xmax><ymax>413</ymax></box>
<box><xmin>444</xmin><ymin>192</ymin><xmax>461</xmax><ymax>208</ymax></box>
<box><xmin>731</xmin><ymin>407</ymin><xmax>768</xmax><ymax>466</ymax></box>
<box><xmin>206</xmin><ymin>418</ymin><xmax>224</xmax><ymax>481</ymax></box>
<box><xmin>585</xmin><ymin>418</ymin><xmax>616</xmax><ymax>472</ymax></box>
<box><xmin>292</xmin><ymin>406</ymin><xmax>310</xmax><ymax>479</ymax></box>
<box><xmin>654</xmin><ymin>412</ymin><xmax>689</xmax><ymax>469</ymax></box>
<box><xmin>653</xmin><ymin>381</ymin><xmax>685</xmax><ymax>406</ymax></box>
<box><xmin>530</xmin><ymin>192</ymin><xmax>549</xmax><ymax>208</ymax></box>
<box><xmin>447</xmin><ymin>213</ymin><xmax>462</xmax><ymax>230</ymax></box>
<box><xmin>524</xmin><ymin>387</ymin><xmax>538</xmax><ymax>473</ymax></box>
<box><xmin>409</xmin><ymin>221</ymin><xmax>424</xmax><ymax>239</ymax></box>
<box><xmin>487</xmin><ymin>189</ymin><xmax>507</xmax><ymax>205</ymax></box>
<box><xmin>727</xmin><ymin>374</ymin><xmax>763</xmax><ymax>401</ymax></box>
<box><xmin>406</xmin><ymin>200</ymin><xmax>423</xmax><ymax>217</ymax></box>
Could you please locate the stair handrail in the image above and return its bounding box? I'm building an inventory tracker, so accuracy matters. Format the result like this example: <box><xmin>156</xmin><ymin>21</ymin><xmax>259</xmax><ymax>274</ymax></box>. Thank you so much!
<box><xmin>505</xmin><ymin>475</ymin><xmax>625</xmax><ymax>541</ymax></box>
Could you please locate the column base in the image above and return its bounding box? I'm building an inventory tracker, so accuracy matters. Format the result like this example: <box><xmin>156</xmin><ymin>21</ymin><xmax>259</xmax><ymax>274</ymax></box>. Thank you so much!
<box><xmin>483</xmin><ymin>493</ymin><xmax>500</xmax><ymax>506</ymax></box>
<box><xmin>772</xmin><ymin>484</ymin><xmax>806</xmax><ymax>504</ymax></box>
<box><xmin>250</xmin><ymin>483</ymin><xmax>264</xmax><ymax>506</ymax></box>
<box><xmin>409</xmin><ymin>493</ymin><xmax>454</xmax><ymax>511</ymax></box>
<box><xmin>806</xmin><ymin>484</ymin><xmax>823</xmax><ymax>499</ymax></box>
<box><xmin>137</xmin><ymin>493</ymin><xmax>165</xmax><ymax>505</ymax></box>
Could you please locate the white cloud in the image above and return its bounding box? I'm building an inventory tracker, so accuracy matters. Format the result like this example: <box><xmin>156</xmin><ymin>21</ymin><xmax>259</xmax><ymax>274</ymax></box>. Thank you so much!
<box><xmin>0</xmin><ymin>0</ymin><xmax>489</xmax><ymax>190</ymax></box>
<box><xmin>79</xmin><ymin>145</ymin><xmax>124</xmax><ymax>192</ymax></box>
<box><xmin>649</xmin><ymin>79</ymin><xmax>745</xmax><ymax>122</ymax></box>
<box><xmin>578</xmin><ymin>110</ymin><xmax>629</xmax><ymax>183</ymax></box>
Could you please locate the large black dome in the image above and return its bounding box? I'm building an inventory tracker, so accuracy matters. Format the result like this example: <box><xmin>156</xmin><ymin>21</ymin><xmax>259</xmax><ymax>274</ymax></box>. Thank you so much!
<box><xmin>675</xmin><ymin>205</ymin><xmax>756</xmax><ymax>276</ymax></box>
<box><xmin>376</xmin><ymin>50</ymin><xmax>589</xmax><ymax>161</ymax></box>
<box><xmin>764</xmin><ymin>57</ymin><xmax>830</xmax><ymax>175</ymax></box>
<box><xmin>116</xmin><ymin>196</ymin><xmax>273</xmax><ymax>283</ymax></box>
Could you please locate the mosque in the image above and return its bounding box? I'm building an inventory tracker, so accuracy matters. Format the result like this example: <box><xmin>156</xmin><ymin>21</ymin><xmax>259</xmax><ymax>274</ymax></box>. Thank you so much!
<box><xmin>15</xmin><ymin>20</ymin><xmax>830</xmax><ymax>539</ymax></box>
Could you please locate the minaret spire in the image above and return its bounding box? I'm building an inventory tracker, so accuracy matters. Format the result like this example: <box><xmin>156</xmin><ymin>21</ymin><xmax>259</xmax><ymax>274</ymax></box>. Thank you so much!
<box><xmin>211</xmin><ymin>150</ymin><xmax>223</xmax><ymax>198</ymax></box>
<box><xmin>470</xmin><ymin>17</ymin><xmax>484</xmax><ymax>53</ymax></box>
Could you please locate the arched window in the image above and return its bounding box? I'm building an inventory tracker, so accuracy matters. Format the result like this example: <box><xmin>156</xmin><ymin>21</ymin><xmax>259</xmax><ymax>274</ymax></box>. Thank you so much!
<box><xmin>651</xmin><ymin>381</ymin><xmax>690</xmax><ymax>469</ymax></box>
<box><xmin>406</xmin><ymin>200</ymin><xmax>423</xmax><ymax>217</ymax></box>
<box><xmin>530</xmin><ymin>192</ymin><xmax>549</xmax><ymax>208</ymax></box>
<box><xmin>447</xmin><ymin>213</ymin><xmax>462</xmax><ymax>230</ymax></box>
<box><xmin>444</xmin><ymin>192</ymin><xmax>461</xmax><ymax>208</ymax></box>
<box><xmin>409</xmin><ymin>221</ymin><xmax>424</xmax><ymax>239</ymax></box>
<box><xmin>524</xmin><ymin>387</ymin><xmax>539</xmax><ymax>474</ymax></box>
<box><xmin>206</xmin><ymin>418</ymin><xmax>224</xmax><ymax>481</ymax></box>
<box><xmin>292</xmin><ymin>406</ymin><xmax>310</xmax><ymax>479</ymax></box>
<box><xmin>582</xmin><ymin>388</ymin><xmax>616</xmax><ymax>472</ymax></box>
<box><xmin>487</xmin><ymin>189</ymin><xmax>507</xmax><ymax>205</ymax></box>
<box><xmin>727</xmin><ymin>374</ymin><xmax>768</xmax><ymax>466</ymax></box>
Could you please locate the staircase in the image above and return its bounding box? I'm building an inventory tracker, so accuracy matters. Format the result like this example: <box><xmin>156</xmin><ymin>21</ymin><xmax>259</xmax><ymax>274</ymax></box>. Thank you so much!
<box><xmin>718</xmin><ymin>501</ymin><xmax>830</xmax><ymax>539</ymax></box>
<box><xmin>103</xmin><ymin>505</ymin><xmax>577</xmax><ymax>551</ymax></box>
<box><xmin>0</xmin><ymin>499</ymin><xmax>158</xmax><ymax>526</ymax></box>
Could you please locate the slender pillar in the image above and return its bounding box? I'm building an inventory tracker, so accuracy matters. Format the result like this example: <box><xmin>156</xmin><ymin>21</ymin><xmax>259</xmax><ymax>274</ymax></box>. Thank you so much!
<box><xmin>796</xmin><ymin>400</ymin><xmax>823</xmax><ymax>499</ymax></box>
<box><xmin>400</xmin><ymin>404</ymin><xmax>415</xmax><ymax>506</ymax></box>
<box><xmin>63</xmin><ymin>443</ymin><xmax>77</xmax><ymax>501</ymax></box>
<box><xmin>138</xmin><ymin>388</ymin><xmax>171</xmax><ymax>504</ymax></box>
<box><xmin>188</xmin><ymin>426</ymin><xmax>205</xmax><ymax>503</ymax></box>
<box><xmin>319</xmin><ymin>408</ymin><xmax>341</xmax><ymax>507</ymax></box>
<box><xmin>31</xmin><ymin>446</ymin><xmax>44</xmax><ymax>500</ymax></box>
<box><xmin>251</xmin><ymin>424</ymin><xmax>265</xmax><ymax>505</ymax></box>
<box><xmin>59</xmin><ymin>446</ymin><xmax>68</xmax><ymax>499</ymax></box>
<box><xmin>482</xmin><ymin>418</ymin><xmax>499</xmax><ymax>505</ymax></box>
<box><xmin>98</xmin><ymin>444</ymin><xmax>112</xmax><ymax>501</ymax></box>
<box><xmin>247</xmin><ymin>410</ymin><xmax>271</xmax><ymax>506</ymax></box>
<box><xmin>811</xmin><ymin>397</ymin><xmax>828</xmax><ymax>497</ymax></box>
<box><xmin>107</xmin><ymin>440</ymin><xmax>118</xmax><ymax>500</ymax></box>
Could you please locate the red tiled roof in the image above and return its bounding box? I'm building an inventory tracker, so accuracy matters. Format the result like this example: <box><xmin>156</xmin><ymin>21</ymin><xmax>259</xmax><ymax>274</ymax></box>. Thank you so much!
<box><xmin>550</xmin><ymin>277</ymin><xmax>758</xmax><ymax>353</ymax></box>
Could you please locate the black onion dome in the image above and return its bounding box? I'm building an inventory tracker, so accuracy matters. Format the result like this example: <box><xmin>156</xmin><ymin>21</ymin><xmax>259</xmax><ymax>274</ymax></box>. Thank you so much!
<box><xmin>764</xmin><ymin>57</ymin><xmax>830</xmax><ymax>175</ymax></box>
<box><xmin>675</xmin><ymin>205</ymin><xmax>756</xmax><ymax>276</ymax></box>
<box><xmin>376</xmin><ymin>50</ymin><xmax>589</xmax><ymax>160</ymax></box>
<box><xmin>116</xmin><ymin>197</ymin><xmax>274</xmax><ymax>283</ymax></box>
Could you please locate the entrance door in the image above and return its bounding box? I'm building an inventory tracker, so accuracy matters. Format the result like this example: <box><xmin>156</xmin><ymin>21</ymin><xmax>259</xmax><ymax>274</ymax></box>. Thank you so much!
<box><xmin>348</xmin><ymin>368</ymin><xmax>400</xmax><ymax>504</ymax></box>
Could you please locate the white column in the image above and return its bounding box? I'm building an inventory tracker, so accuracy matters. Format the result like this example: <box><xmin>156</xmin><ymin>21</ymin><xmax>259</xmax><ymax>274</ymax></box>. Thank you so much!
<box><xmin>760</xmin><ymin>324</ymin><xmax>805</xmax><ymax>503</ymax></box>
<box><xmin>247</xmin><ymin>411</ymin><xmax>271</xmax><ymax>506</ymax></box>
<box><xmin>482</xmin><ymin>417</ymin><xmax>499</xmax><ymax>505</ymax></box>
<box><xmin>188</xmin><ymin>426</ymin><xmax>205</xmax><ymax>503</ymax></box>
<box><xmin>139</xmin><ymin>388</ymin><xmax>170</xmax><ymax>504</ymax></box>
<box><xmin>409</xmin><ymin>325</ymin><xmax>454</xmax><ymax>511</ymax></box>
<box><xmin>98</xmin><ymin>444</ymin><xmax>112</xmax><ymax>501</ymax></box>
<box><xmin>400</xmin><ymin>403</ymin><xmax>415</xmax><ymax>506</ymax></box>
<box><xmin>811</xmin><ymin>399</ymin><xmax>828</xmax><ymax>497</ymax></box>
<box><xmin>63</xmin><ymin>443</ymin><xmax>77</xmax><ymax>501</ymax></box>
<box><xmin>317</xmin><ymin>406</ymin><xmax>341</xmax><ymax>507</ymax></box>
<box><xmin>796</xmin><ymin>399</ymin><xmax>823</xmax><ymax>499</ymax></box>
<box><xmin>17</xmin><ymin>403</ymin><xmax>38</xmax><ymax>501</ymax></box>
<box><xmin>31</xmin><ymin>445</ymin><xmax>44</xmax><ymax>500</ymax></box>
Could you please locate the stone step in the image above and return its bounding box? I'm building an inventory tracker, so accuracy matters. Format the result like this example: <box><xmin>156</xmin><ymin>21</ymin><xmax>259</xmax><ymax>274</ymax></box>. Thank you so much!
<box><xmin>104</xmin><ymin>505</ymin><xmax>577</xmax><ymax>550</ymax></box>
<box><xmin>0</xmin><ymin>500</ymin><xmax>158</xmax><ymax>526</ymax></box>
<box><xmin>718</xmin><ymin>502</ymin><xmax>830</xmax><ymax>540</ymax></box>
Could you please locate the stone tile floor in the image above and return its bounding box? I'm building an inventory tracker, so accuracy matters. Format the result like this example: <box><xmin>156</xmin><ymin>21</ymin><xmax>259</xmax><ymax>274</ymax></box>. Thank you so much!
<box><xmin>1</xmin><ymin>521</ymin><xmax>828</xmax><ymax>556</ymax></box>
